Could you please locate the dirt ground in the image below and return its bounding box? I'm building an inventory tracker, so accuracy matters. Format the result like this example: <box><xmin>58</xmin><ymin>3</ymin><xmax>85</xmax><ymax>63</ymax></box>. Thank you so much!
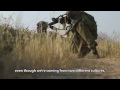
<box><xmin>1</xmin><ymin>58</ymin><xmax>120</xmax><ymax>79</ymax></box>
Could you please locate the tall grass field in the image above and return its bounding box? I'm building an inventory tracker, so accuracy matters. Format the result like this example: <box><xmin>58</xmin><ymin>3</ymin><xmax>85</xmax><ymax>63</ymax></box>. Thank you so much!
<box><xmin>0</xmin><ymin>23</ymin><xmax>120</xmax><ymax>79</ymax></box>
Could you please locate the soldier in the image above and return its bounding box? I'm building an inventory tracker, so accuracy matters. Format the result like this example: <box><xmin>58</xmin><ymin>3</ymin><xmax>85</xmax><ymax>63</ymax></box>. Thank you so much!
<box><xmin>37</xmin><ymin>21</ymin><xmax>58</xmax><ymax>39</ymax></box>
<box><xmin>37</xmin><ymin>21</ymin><xmax>48</xmax><ymax>33</ymax></box>
<box><xmin>66</xmin><ymin>11</ymin><xmax>100</xmax><ymax>59</ymax></box>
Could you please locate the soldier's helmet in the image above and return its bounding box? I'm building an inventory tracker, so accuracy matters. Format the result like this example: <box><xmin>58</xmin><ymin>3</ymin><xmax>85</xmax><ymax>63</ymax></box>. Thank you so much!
<box><xmin>37</xmin><ymin>21</ymin><xmax>48</xmax><ymax>33</ymax></box>
<box><xmin>66</xmin><ymin>11</ymin><xmax>81</xmax><ymax>19</ymax></box>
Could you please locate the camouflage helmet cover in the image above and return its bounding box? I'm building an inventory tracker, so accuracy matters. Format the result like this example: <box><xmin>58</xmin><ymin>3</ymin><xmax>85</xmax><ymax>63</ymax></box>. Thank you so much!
<box><xmin>66</xmin><ymin>11</ymin><xmax>81</xmax><ymax>19</ymax></box>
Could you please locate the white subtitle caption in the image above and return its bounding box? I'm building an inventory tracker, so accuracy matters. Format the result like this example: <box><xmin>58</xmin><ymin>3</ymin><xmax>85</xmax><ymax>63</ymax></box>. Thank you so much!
<box><xmin>15</xmin><ymin>69</ymin><xmax>105</xmax><ymax>73</ymax></box>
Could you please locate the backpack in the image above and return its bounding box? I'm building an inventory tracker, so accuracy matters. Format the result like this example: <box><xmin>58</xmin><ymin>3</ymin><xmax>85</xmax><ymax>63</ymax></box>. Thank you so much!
<box><xmin>82</xmin><ymin>12</ymin><xmax>98</xmax><ymax>39</ymax></box>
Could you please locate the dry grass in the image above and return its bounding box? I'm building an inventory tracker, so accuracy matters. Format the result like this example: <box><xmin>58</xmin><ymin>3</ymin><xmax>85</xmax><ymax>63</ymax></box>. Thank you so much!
<box><xmin>97</xmin><ymin>32</ymin><xmax>120</xmax><ymax>59</ymax></box>
<box><xmin>0</xmin><ymin>24</ymin><xmax>120</xmax><ymax>79</ymax></box>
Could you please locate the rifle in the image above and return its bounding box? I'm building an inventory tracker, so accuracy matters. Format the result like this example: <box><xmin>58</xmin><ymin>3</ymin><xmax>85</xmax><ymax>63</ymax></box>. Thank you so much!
<box><xmin>48</xmin><ymin>14</ymin><xmax>71</xmax><ymax>28</ymax></box>
<box><xmin>48</xmin><ymin>13</ymin><xmax>72</xmax><ymax>36</ymax></box>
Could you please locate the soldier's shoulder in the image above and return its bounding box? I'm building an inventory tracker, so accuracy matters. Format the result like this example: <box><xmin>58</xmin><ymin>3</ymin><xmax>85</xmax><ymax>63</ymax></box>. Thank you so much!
<box><xmin>37</xmin><ymin>21</ymin><xmax>48</xmax><ymax>25</ymax></box>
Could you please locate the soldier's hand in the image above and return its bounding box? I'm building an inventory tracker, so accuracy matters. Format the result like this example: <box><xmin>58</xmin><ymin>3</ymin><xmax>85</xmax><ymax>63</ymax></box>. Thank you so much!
<box><xmin>52</xmin><ymin>18</ymin><xmax>57</xmax><ymax>22</ymax></box>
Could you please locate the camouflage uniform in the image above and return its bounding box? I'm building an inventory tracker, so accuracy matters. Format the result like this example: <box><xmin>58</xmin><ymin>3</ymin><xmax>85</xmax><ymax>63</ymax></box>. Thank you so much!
<box><xmin>66</xmin><ymin>11</ymin><xmax>99</xmax><ymax>58</ymax></box>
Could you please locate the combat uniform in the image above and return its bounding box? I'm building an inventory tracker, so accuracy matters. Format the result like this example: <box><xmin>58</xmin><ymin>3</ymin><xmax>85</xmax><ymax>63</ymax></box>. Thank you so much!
<box><xmin>67</xmin><ymin>11</ymin><xmax>99</xmax><ymax>58</ymax></box>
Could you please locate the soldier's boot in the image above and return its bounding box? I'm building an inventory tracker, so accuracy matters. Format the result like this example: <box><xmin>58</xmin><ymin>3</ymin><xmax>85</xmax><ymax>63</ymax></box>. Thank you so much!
<box><xmin>90</xmin><ymin>46</ymin><xmax>100</xmax><ymax>59</ymax></box>
<box><xmin>78</xmin><ymin>47</ymin><xmax>91</xmax><ymax>58</ymax></box>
